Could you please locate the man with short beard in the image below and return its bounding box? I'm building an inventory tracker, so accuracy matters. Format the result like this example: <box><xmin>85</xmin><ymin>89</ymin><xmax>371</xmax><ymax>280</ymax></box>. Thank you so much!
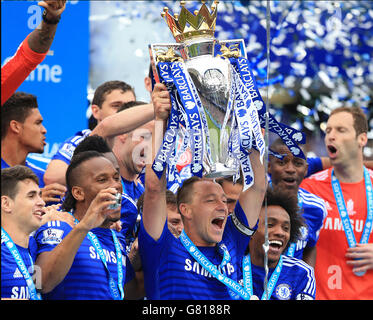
<box><xmin>33</xmin><ymin>151</ymin><xmax>143</xmax><ymax>300</ymax></box>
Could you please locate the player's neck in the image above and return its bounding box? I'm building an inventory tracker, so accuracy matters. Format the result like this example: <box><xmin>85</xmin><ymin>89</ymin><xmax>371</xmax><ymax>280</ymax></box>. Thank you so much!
<box><xmin>119</xmin><ymin>164</ymin><xmax>137</xmax><ymax>183</ymax></box>
<box><xmin>2</xmin><ymin>221</ymin><xmax>30</xmax><ymax>248</ymax></box>
<box><xmin>249</xmin><ymin>250</ymin><xmax>278</xmax><ymax>269</ymax></box>
<box><xmin>1</xmin><ymin>139</ymin><xmax>28</xmax><ymax>166</ymax></box>
<box><xmin>184</xmin><ymin>226</ymin><xmax>216</xmax><ymax>247</ymax></box>
<box><xmin>333</xmin><ymin>159</ymin><xmax>364</xmax><ymax>183</ymax></box>
<box><xmin>73</xmin><ymin>205</ymin><xmax>87</xmax><ymax>225</ymax></box>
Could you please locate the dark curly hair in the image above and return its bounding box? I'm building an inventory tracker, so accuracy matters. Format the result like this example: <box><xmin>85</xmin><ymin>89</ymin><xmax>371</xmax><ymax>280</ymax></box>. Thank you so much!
<box><xmin>264</xmin><ymin>187</ymin><xmax>305</xmax><ymax>246</ymax></box>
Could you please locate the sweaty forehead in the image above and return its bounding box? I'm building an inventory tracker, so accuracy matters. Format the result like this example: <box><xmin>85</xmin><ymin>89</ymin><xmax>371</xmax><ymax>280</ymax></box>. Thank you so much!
<box><xmin>327</xmin><ymin>111</ymin><xmax>354</xmax><ymax>127</ymax></box>
<box><xmin>272</xmin><ymin>145</ymin><xmax>292</xmax><ymax>156</ymax></box>
<box><xmin>80</xmin><ymin>156</ymin><xmax>116</xmax><ymax>176</ymax></box>
<box><xmin>193</xmin><ymin>180</ymin><xmax>225</xmax><ymax>197</ymax></box>
<box><xmin>25</xmin><ymin>108</ymin><xmax>43</xmax><ymax>121</ymax></box>
<box><xmin>260</xmin><ymin>205</ymin><xmax>290</xmax><ymax>223</ymax></box>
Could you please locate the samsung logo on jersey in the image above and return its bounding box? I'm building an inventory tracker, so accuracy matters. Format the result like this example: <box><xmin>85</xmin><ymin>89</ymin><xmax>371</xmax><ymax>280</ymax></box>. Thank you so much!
<box><xmin>184</xmin><ymin>259</ymin><xmax>235</xmax><ymax>278</ymax></box>
<box><xmin>323</xmin><ymin>217</ymin><xmax>365</xmax><ymax>232</ymax></box>
<box><xmin>89</xmin><ymin>246</ymin><xmax>126</xmax><ymax>266</ymax></box>
<box><xmin>11</xmin><ymin>286</ymin><xmax>30</xmax><ymax>300</ymax></box>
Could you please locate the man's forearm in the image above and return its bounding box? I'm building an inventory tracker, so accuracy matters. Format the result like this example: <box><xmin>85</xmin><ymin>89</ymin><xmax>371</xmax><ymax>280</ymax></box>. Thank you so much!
<box><xmin>27</xmin><ymin>21</ymin><xmax>58</xmax><ymax>53</ymax></box>
<box><xmin>36</xmin><ymin>224</ymin><xmax>89</xmax><ymax>293</ymax></box>
<box><xmin>92</xmin><ymin>104</ymin><xmax>155</xmax><ymax>139</ymax></box>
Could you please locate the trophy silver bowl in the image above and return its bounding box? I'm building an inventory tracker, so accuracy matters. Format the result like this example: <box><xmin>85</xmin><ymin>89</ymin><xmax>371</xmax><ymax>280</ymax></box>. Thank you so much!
<box><xmin>149</xmin><ymin>38</ymin><xmax>246</xmax><ymax>178</ymax></box>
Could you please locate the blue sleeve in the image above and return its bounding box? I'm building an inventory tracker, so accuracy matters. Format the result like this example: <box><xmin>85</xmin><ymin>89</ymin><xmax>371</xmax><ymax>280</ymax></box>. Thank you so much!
<box><xmin>224</xmin><ymin>201</ymin><xmax>258</xmax><ymax>257</ymax></box>
<box><xmin>306</xmin><ymin>157</ymin><xmax>323</xmax><ymax>177</ymax></box>
<box><xmin>51</xmin><ymin>138</ymin><xmax>77</xmax><ymax>164</ymax></box>
<box><xmin>34</xmin><ymin>221</ymin><xmax>73</xmax><ymax>255</ymax></box>
<box><xmin>295</xmin><ymin>267</ymin><xmax>316</xmax><ymax>300</ymax></box>
<box><xmin>25</xmin><ymin>160</ymin><xmax>45</xmax><ymax>188</ymax></box>
<box><xmin>120</xmin><ymin>195</ymin><xmax>139</xmax><ymax>240</ymax></box>
<box><xmin>138</xmin><ymin>220</ymin><xmax>173</xmax><ymax>299</ymax></box>
<box><xmin>51</xmin><ymin>130</ymin><xmax>91</xmax><ymax>164</ymax></box>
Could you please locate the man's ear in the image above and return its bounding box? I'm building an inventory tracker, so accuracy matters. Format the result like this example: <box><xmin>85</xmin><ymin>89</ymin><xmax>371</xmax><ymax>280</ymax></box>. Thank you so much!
<box><xmin>91</xmin><ymin>104</ymin><xmax>101</xmax><ymax>121</ymax></box>
<box><xmin>178</xmin><ymin>203</ymin><xmax>192</xmax><ymax>220</ymax></box>
<box><xmin>117</xmin><ymin>134</ymin><xmax>127</xmax><ymax>144</ymax></box>
<box><xmin>1</xmin><ymin>195</ymin><xmax>14</xmax><ymax>214</ymax></box>
<box><xmin>71</xmin><ymin>186</ymin><xmax>85</xmax><ymax>202</ymax></box>
<box><xmin>267</xmin><ymin>159</ymin><xmax>272</xmax><ymax>175</ymax></box>
<box><xmin>144</xmin><ymin>76</ymin><xmax>152</xmax><ymax>94</ymax></box>
<box><xmin>9</xmin><ymin>120</ymin><xmax>22</xmax><ymax>135</ymax></box>
<box><xmin>358</xmin><ymin>132</ymin><xmax>368</xmax><ymax>148</ymax></box>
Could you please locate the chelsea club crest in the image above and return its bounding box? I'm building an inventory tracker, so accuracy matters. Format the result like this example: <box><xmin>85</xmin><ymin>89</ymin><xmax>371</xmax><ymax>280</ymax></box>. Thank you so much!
<box><xmin>275</xmin><ymin>283</ymin><xmax>292</xmax><ymax>300</ymax></box>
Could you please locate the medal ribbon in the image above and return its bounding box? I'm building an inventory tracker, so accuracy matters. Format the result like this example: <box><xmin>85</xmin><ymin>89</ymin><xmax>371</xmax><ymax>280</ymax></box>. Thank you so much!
<box><xmin>1</xmin><ymin>227</ymin><xmax>42</xmax><ymax>300</ymax></box>
<box><xmin>242</xmin><ymin>254</ymin><xmax>284</xmax><ymax>300</ymax></box>
<box><xmin>180</xmin><ymin>230</ymin><xmax>250</xmax><ymax>300</ymax></box>
<box><xmin>331</xmin><ymin>167</ymin><xmax>373</xmax><ymax>248</ymax></box>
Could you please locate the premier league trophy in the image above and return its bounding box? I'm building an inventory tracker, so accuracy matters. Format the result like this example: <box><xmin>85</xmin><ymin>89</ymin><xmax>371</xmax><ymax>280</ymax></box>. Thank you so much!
<box><xmin>150</xmin><ymin>0</ymin><xmax>306</xmax><ymax>190</ymax></box>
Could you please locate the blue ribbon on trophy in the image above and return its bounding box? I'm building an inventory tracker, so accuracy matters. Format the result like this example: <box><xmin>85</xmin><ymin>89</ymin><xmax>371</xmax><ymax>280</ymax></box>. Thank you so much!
<box><xmin>229</xmin><ymin>56</ymin><xmax>306</xmax><ymax>160</ymax></box>
<box><xmin>149</xmin><ymin>0</ymin><xmax>306</xmax><ymax>189</ymax></box>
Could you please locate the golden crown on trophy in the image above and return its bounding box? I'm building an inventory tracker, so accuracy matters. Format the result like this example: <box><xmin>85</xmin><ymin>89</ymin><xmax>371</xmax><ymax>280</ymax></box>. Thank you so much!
<box><xmin>161</xmin><ymin>0</ymin><xmax>219</xmax><ymax>43</ymax></box>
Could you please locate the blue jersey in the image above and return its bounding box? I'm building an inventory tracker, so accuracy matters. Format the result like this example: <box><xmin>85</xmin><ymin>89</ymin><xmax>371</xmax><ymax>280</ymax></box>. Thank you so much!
<box><xmin>120</xmin><ymin>177</ymin><xmax>144</xmax><ymax>246</ymax></box>
<box><xmin>239</xmin><ymin>255</ymin><xmax>316</xmax><ymax>300</ymax></box>
<box><xmin>51</xmin><ymin>129</ymin><xmax>91</xmax><ymax>164</ymax></box>
<box><xmin>1</xmin><ymin>158</ymin><xmax>45</xmax><ymax>188</ymax></box>
<box><xmin>306</xmin><ymin>157</ymin><xmax>323</xmax><ymax>178</ymax></box>
<box><xmin>1</xmin><ymin>236</ymin><xmax>38</xmax><ymax>300</ymax></box>
<box><xmin>138</xmin><ymin>201</ymin><xmax>257</xmax><ymax>300</ymax></box>
<box><xmin>287</xmin><ymin>188</ymin><xmax>327</xmax><ymax>259</ymax></box>
<box><xmin>34</xmin><ymin>220</ymin><xmax>135</xmax><ymax>300</ymax></box>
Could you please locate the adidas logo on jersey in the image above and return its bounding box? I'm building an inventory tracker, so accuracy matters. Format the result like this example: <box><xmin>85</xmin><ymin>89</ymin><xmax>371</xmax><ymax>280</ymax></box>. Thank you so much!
<box><xmin>325</xmin><ymin>199</ymin><xmax>356</xmax><ymax>216</ymax></box>
<box><xmin>13</xmin><ymin>268</ymin><xmax>23</xmax><ymax>279</ymax></box>
<box><xmin>346</xmin><ymin>199</ymin><xmax>357</xmax><ymax>216</ymax></box>
<box><xmin>312</xmin><ymin>170</ymin><xmax>329</xmax><ymax>181</ymax></box>
<box><xmin>325</xmin><ymin>201</ymin><xmax>333</xmax><ymax>211</ymax></box>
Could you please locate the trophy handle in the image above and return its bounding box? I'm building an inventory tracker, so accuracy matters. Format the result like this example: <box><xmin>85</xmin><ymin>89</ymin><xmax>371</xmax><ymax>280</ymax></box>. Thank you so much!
<box><xmin>215</xmin><ymin>39</ymin><xmax>247</xmax><ymax>59</ymax></box>
<box><xmin>148</xmin><ymin>43</ymin><xmax>184</xmax><ymax>85</ymax></box>
<box><xmin>148</xmin><ymin>45</ymin><xmax>161</xmax><ymax>84</ymax></box>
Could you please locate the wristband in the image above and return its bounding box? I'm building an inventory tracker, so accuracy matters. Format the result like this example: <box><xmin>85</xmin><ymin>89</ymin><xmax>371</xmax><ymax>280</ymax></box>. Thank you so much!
<box><xmin>232</xmin><ymin>210</ymin><xmax>257</xmax><ymax>237</ymax></box>
<box><xmin>42</xmin><ymin>10</ymin><xmax>61</xmax><ymax>25</ymax></box>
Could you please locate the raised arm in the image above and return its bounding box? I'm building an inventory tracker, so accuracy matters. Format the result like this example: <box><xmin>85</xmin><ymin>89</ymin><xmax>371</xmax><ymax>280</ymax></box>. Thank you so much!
<box><xmin>1</xmin><ymin>1</ymin><xmax>66</xmax><ymax>105</ymax></box>
<box><xmin>28</xmin><ymin>1</ymin><xmax>67</xmax><ymax>53</ymax></box>
<box><xmin>141</xmin><ymin>83</ymin><xmax>171</xmax><ymax>241</ymax></box>
<box><xmin>91</xmin><ymin>103</ymin><xmax>155</xmax><ymax>148</ymax></box>
<box><xmin>237</xmin><ymin>147</ymin><xmax>267</xmax><ymax>229</ymax></box>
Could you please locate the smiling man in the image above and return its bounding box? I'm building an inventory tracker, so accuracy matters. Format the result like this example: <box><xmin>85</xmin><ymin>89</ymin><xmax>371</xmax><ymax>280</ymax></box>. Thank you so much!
<box><xmin>1</xmin><ymin>165</ymin><xmax>46</xmax><ymax>300</ymax></box>
<box><xmin>243</xmin><ymin>188</ymin><xmax>316</xmax><ymax>300</ymax></box>
<box><xmin>301</xmin><ymin>107</ymin><xmax>373</xmax><ymax>300</ymax></box>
